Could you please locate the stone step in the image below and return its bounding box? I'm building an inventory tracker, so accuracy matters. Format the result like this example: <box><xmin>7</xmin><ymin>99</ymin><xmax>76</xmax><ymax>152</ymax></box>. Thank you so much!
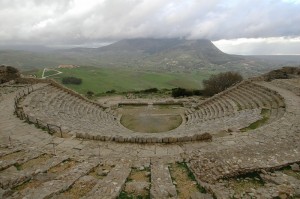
<box><xmin>237</xmin><ymin>87</ymin><xmax>262</xmax><ymax>108</ymax></box>
<box><xmin>150</xmin><ymin>160</ymin><xmax>177</xmax><ymax>199</ymax></box>
<box><xmin>249</xmin><ymin>83</ymin><xmax>283</xmax><ymax>108</ymax></box>
<box><xmin>83</xmin><ymin>163</ymin><xmax>131</xmax><ymax>199</ymax></box>
<box><xmin>0</xmin><ymin>155</ymin><xmax>68</xmax><ymax>190</ymax></box>
<box><xmin>231</xmin><ymin>89</ymin><xmax>254</xmax><ymax>109</ymax></box>
<box><xmin>11</xmin><ymin>158</ymin><xmax>98</xmax><ymax>199</ymax></box>
<box><xmin>271</xmin><ymin>78</ymin><xmax>300</xmax><ymax>96</ymax></box>
<box><xmin>240</xmin><ymin>85</ymin><xmax>272</xmax><ymax>108</ymax></box>
<box><xmin>225</xmin><ymin>92</ymin><xmax>247</xmax><ymax>110</ymax></box>
<box><xmin>0</xmin><ymin>150</ymin><xmax>42</xmax><ymax>171</ymax></box>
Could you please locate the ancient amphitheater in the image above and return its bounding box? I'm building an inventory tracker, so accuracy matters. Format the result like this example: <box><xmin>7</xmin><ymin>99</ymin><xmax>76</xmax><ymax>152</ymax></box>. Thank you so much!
<box><xmin>0</xmin><ymin>67</ymin><xmax>300</xmax><ymax>198</ymax></box>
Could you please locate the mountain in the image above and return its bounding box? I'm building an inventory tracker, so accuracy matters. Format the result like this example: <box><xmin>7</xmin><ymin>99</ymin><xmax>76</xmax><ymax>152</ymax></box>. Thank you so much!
<box><xmin>0</xmin><ymin>38</ymin><xmax>300</xmax><ymax>75</ymax></box>
<box><xmin>66</xmin><ymin>38</ymin><xmax>244</xmax><ymax>70</ymax></box>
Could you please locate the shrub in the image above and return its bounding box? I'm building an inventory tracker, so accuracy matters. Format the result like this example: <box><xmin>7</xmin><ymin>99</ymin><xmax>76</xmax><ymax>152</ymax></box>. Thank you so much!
<box><xmin>86</xmin><ymin>90</ymin><xmax>94</xmax><ymax>97</ymax></box>
<box><xmin>192</xmin><ymin>89</ymin><xmax>204</xmax><ymax>96</ymax></box>
<box><xmin>143</xmin><ymin>88</ymin><xmax>158</xmax><ymax>93</ymax></box>
<box><xmin>172</xmin><ymin>87</ymin><xmax>193</xmax><ymax>97</ymax></box>
<box><xmin>6</xmin><ymin>66</ymin><xmax>19</xmax><ymax>74</ymax></box>
<box><xmin>62</xmin><ymin>77</ymin><xmax>82</xmax><ymax>85</ymax></box>
<box><xmin>203</xmin><ymin>72</ymin><xmax>243</xmax><ymax>96</ymax></box>
<box><xmin>106</xmin><ymin>89</ymin><xmax>116</xmax><ymax>94</ymax></box>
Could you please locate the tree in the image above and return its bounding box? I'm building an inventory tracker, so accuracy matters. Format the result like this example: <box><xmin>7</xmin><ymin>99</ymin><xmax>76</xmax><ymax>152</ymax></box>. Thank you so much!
<box><xmin>203</xmin><ymin>72</ymin><xmax>243</xmax><ymax>96</ymax></box>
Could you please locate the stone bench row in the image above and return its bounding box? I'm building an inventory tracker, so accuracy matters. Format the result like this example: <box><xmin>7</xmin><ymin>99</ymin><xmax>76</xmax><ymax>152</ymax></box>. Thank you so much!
<box><xmin>9</xmin><ymin>158</ymin><xmax>193</xmax><ymax>199</ymax></box>
<box><xmin>271</xmin><ymin>78</ymin><xmax>300</xmax><ymax>97</ymax></box>
<box><xmin>11</xmin><ymin>158</ymin><xmax>98</xmax><ymax>199</ymax></box>
<box><xmin>186</xmin><ymin>108</ymin><xmax>262</xmax><ymax>133</ymax></box>
<box><xmin>22</xmin><ymin>86</ymin><xmax>110</xmax><ymax>119</ymax></box>
<box><xmin>0</xmin><ymin>154</ymin><xmax>68</xmax><ymax>190</ymax></box>
<box><xmin>185</xmin><ymin>81</ymin><xmax>286</xmax><ymax>124</ymax></box>
<box><xmin>19</xmin><ymin>85</ymin><xmax>122</xmax><ymax>134</ymax></box>
<box><xmin>76</xmin><ymin>131</ymin><xmax>212</xmax><ymax>144</ymax></box>
<box><xmin>189</xmin><ymin>81</ymin><xmax>300</xmax><ymax>184</ymax></box>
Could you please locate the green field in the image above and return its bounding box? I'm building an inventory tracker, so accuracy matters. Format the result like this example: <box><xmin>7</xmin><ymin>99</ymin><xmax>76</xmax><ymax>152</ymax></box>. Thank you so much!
<box><xmin>36</xmin><ymin>66</ymin><xmax>216</xmax><ymax>94</ymax></box>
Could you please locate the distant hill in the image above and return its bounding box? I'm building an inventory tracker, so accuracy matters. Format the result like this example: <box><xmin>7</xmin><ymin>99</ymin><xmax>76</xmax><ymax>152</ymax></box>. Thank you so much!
<box><xmin>93</xmin><ymin>38</ymin><xmax>243</xmax><ymax>66</ymax></box>
<box><xmin>1</xmin><ymin>38</ymin><xmax>300</xmax><ymax>76</ymax></box>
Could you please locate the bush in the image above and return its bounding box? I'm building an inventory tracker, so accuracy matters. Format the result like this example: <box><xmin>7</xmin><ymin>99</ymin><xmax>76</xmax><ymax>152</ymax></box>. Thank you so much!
<box><xmin>203</xmin><ymin>72</ymin><xmax>243</xmax><ymax>96</ymax></box>
<box><xmin>62</xmin><ymin>77</ymin><xmax>82</xmax><ymax>85</ymax></box>
<box><xmin>171</xmin><ymin>88</ymin><xmax>205</xmax><ymax>98</ymax></box>
<box><xmin>106</xmin><ymin>89</ymin><xmax>116</xmax><ymax>94</ymax></box>
<box><xmin>6</xmin><ymin>66</ymin><xmax>19</xmax><ymax>74</ymax></box>
<box><xmin>193</xmin><ymin>89</ymin><xmax>204</xmax><ymax>96</ymax></box>
<box><xmin>172</xmin><ymin>87</ymin><xmax>193</xmax><ymax>97</ymax></box>
<box><xmin>143</xmin><ymin>88</ymin><xmax>158</xmax><ymax>93</ymax></box>
<box><xmin>86</xmin><ymin>90</ymin><xmax>94</xmax><ymax>97</ymax></box>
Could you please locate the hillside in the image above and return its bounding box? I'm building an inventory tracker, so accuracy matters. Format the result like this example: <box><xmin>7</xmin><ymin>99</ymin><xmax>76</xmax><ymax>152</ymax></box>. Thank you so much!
<box><xmin>1</xmin><ymin>38</ymin><xmax>300</xmax><ymax>75</ymax></box>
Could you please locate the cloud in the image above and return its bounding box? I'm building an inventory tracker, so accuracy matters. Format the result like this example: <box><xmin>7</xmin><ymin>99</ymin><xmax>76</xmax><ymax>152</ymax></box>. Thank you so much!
<box><xmin>0</xmin><ymin>0</ymin><xmax>299</xmax><ymax>50</ymax></box>
<box><xmin>213</xmin><ymin>37</ymin><xmax>300</xmax><ymax>55</ymax></box>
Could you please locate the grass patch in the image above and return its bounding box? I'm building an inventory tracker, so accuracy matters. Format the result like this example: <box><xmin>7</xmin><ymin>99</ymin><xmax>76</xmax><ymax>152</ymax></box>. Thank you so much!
<box><xmin>43</xmin><ymin>70</ymin><xmax>60</xmax><ymax>77</ymax></box>
<box><xmin>227</xmin><ymin>172</ymin><xmax>264</xmax><ymax>195</ymax></box>
<box><xmin>119</xmin><ymin>167</ymin><xmax>151</xmax><ymax>199</ymax></box>
<box><xmin>177</xmin><ymin>162</ymin><xmax>206</xmax><ymax>193</ymax></box>
<box><xmin>169</xmin><ymin>162</ymin><xmax>206</xmax><ymax>198</ymax></box>
<box><xmin>280</xmin><ymin>165</ymin><xmax>300</xmax><ymax>180</ymax></box>
<box><xmin>35</xmin><ymin>66</ymin><xmax>215</xmax><ymax>95</ymax></box>
<box><xmin>237</xmin><ymin>104</ymin><xmax>242</xmax><ymax>111</ymax></box>
<box><xmin>241</xmin><ymin>109</ymin><xmax>270</xmax><ymax>131</ymax></box>
<box><xmin>48</xmin><ymin>159</ymin><xmax>76</xmax><ymax>174</ymax></box>
<box><xmin>14</xmin><ymin>163</ymin><xmax>22</xmax><ymax>171</ymax></box>
<box><xmin>18</xmin><ymin>154</ymin><xmax>52</xmax><ymax>170</ymax></box>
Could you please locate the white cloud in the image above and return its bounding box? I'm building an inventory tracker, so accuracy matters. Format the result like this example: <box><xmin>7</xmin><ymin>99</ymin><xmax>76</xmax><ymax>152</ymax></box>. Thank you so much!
<box><xmin>0</xmin><ymin>0</ymin><xmax>299</xmax><ymax>55</ymax></box>
<box><xmin>213</xmin><ymin>37</ymin><xmax>300</xmax><ymax>55</ymax></box>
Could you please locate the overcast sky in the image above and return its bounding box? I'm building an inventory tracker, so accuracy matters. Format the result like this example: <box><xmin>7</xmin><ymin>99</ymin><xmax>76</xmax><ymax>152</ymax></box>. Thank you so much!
<box><xmin>0</xmin><ymin>0</ymin><xmax>300</xmax><ymax>54</ymax></box>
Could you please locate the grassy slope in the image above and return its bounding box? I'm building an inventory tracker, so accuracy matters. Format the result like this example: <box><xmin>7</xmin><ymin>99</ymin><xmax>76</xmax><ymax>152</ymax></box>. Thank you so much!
<box><xmin>36</xmin><ymin>66</ymin><xmax>215</xmax><ymax>94</ymax></box>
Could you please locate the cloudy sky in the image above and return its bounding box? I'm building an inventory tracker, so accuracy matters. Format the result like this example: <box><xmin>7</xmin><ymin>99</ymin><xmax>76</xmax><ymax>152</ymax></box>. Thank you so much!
<box><xmin>0</xmin><ymin>0</ymin><xmax>300</xmax><ymax>54</ymax></box>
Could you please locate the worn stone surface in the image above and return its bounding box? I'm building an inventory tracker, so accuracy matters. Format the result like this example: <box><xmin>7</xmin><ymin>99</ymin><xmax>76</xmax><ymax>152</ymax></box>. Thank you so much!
<box><xmin>84</xmin><ymin>162</ymin><xmax>131</xmax><ymax>199</ymax></box>
<box><xmin>290</xmin><ymin>163</ymin><xmax>300</xmax><ymax>172</ymax></box>
<box><xmin>150</xmin><ymin>159</ymin><xmax>177</xmax><ymax>199</ymax></box>
<box><xmin>0</xmin><ymin>68</ymin><xmax>300</xmax><ymax>198</ymax></box>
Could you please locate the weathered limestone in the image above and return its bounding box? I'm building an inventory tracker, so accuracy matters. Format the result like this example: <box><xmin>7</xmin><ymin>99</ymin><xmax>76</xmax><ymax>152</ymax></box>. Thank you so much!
<box><xmin>189</xmin><ymin>80</ymin><xmax>300</xmax><ymax>183</ymax></box>
<box><xmin>11</xmin><ymin>158</ymin><xmax>98</xmax><ymax>199</ymax></box>
<box><xmin>84</xmin><ymin>163</ymin><xmax>131</xmax><ymax>199</ymax></box>
<box><xmin>150</xmin><ymin>159</ymin><xmax>178</xmax><ymax>198</ymax></box>
<box><xmin>0</xmin><ymin>155</ymin><xmax>68</xmax><ymax>189</ymax></box>
<box><xmin>0</xmin><ymin>150</ymin><xmax>43</xmax><ymax>171</ymax></box>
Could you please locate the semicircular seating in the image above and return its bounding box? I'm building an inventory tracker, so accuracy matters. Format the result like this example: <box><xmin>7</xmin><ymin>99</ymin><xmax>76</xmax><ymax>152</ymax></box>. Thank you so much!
<box><xmin>16</xmin><ymin>78</ymin><xmax>287</xmax><ymax>143</ymax></box>
<box><xmin>184</xmin><ymin>80</ymin><xmax>286</xmax><ymax>134</ymax></box>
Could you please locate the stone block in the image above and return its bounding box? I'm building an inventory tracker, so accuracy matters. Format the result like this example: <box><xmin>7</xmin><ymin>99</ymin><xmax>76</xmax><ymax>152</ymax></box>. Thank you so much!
<box><xmin>118</xmin><ymin>136</ymin><xmax>124</xmax><ymax>143</ymax></box>
<box><xmin>162</xmin><ymin>137</ymin><xmax>169</xmax><ymax>143</ymax></box>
